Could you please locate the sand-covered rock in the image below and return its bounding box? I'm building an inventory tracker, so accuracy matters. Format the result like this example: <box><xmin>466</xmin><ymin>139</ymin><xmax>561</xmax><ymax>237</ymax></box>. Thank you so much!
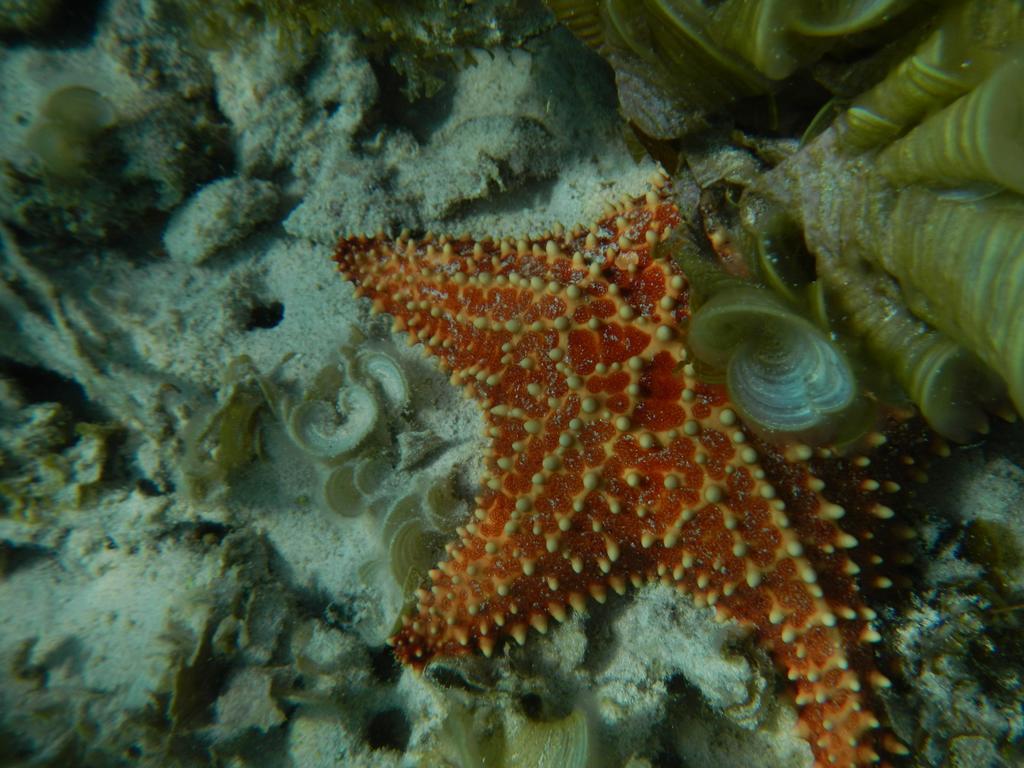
<box><xmin>164</xmin><ymin>176</ymin><xmax>279</xmax><ymax>265</ymax></box>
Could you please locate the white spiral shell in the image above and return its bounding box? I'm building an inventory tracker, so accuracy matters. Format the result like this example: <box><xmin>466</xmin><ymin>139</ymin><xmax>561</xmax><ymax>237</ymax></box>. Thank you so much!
<box><xmin>688</xmin><ymin>287</ymin><xmax>858</xmax><ymax>439</ymax></box>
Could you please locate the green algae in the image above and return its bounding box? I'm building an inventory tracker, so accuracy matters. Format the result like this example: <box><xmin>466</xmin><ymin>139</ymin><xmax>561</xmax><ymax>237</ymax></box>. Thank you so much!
<box><xmin>0</xmin><ymin>399</ymin><xmax>119</xmax><ymax>522</ymax></box>
<box><xmin>180</xmin><ymin>357</ymin><xmax>271</xmax><ymax>502</ymax></box>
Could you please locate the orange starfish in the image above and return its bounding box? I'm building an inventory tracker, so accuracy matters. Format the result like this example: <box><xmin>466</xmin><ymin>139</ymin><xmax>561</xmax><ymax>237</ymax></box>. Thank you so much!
<box><xmin>333</xmin><ymin>172</ymin><xmax>922</xmax><ymax>768</ymax></box>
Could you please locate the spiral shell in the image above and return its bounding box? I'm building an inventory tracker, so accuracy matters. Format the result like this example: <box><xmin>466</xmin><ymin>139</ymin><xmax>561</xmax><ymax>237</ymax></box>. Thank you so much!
<box><xmin>356</xmin><ymin>348</ymin><xmax>409</xmax><ymax>410</ymax></box>
<box><xmin>287</xmin><ymin>383</ymin><xmax>378</xmax><ymax>461</ymax></box>
<box><xmin>687</xmin><ymin>286</ymin><xmax>858</xmax><ymax>440</ymax></box>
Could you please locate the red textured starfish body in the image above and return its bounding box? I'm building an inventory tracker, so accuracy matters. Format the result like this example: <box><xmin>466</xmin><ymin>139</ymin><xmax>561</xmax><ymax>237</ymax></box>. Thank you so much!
<box><xmin>334</xmin><ymin>173</ymin><xmax>919</xmax><ymax>768</ymax></box>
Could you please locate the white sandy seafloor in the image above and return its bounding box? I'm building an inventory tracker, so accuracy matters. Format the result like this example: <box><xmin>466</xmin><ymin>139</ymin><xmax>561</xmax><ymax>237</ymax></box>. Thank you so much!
<box><xmin>0</xmin><ymin>1</ymin><xmax>1022</xmax><ymax>767</ymax></box>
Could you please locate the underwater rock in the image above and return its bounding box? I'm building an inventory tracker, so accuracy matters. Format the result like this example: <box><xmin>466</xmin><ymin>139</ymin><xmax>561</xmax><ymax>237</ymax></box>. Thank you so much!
<box><xmin>0</xmin><ymin>0</ymin><xmax>231</xmax><ymax>244</ymax></box>
<box><xmin>2</xmin><ymin>89</ymin><xmax>229</xmax><ymax>244</ymax></box>
<box><xmin>0</xmin><ymin>512</ymin><xmax>252</xmax><ymax>763</ymax></box>
<box><xmin>0</xmin><ymin>0</ymin><xmax>65</xmax><ymax>34</ymax></box>
<box><xmin>595</xmin><ymin>584</ymin><xmax>774</xmax><ymax>734</ymax></box>
<box><xmin>893</xmin><ymin>590</ymin><xmax>1024</xmax><ymax>767</ymax></box>
<box><xmin>284</xmin><ymin>25</ymin><xmax>637</xmax><ymax>244</ymax></box>
<box><xmin>288</xmin><ymin>715</ymin><xmax>386</xmax><ymax>767</ymax></box>
<box><xmin>175</xmin><ymin>0</ymin><xmax>551</xmax><ymax>99</ymax></box>
<box><xmin>291</xmin><ymin>619</ymin><xmax>369</xmax><ymax>681</ymax></box>
<box><xmin>208</xmin><ymin>26</ymin><xmax>338</xmax><ymax>176</ymax></box>
<box><xmin>164</xmin><ymin>176</ymin><xmax>279</xmax><ymax>265</ymax></box>
<box><xmin>213</xmin><ymin>667</ymin><xmax>286</xmax><ymax>737</ymax></box>
<box><xmin>669</xmin><ymin>698</ymin><xmax>812</xmax><ymax>768</ymax></box>
<box><xmin>237</xmin><ymin>585</ymin><xmax>289</xmax><ymax>666</ymax></box>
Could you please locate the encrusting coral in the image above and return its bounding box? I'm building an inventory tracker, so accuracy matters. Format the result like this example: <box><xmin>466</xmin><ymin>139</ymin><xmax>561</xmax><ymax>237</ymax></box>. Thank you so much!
<box><xmin>3</xmin><ymin>87</ymin><xmax>229</xmax><ymax>244</ymax></box>
<box><xmin>334</xmin><ymin>173</ymin><xmax>935</xmax><ymax>768</ymax></box>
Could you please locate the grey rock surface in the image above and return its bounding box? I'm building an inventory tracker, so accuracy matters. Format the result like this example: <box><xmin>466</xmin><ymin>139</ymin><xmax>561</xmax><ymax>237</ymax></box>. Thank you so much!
<box><xmin>164</xmin><ymin>176</ymin><xmax>279</xmax><ymax>265</ymax></box>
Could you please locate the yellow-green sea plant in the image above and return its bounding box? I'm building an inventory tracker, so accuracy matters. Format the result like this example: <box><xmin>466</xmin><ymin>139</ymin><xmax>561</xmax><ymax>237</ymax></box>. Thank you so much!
<box><xmin>840</xmin><ymin>0</ymin><xmax>1024</xmax><ymax>150</ymax></box>
<box><xmin>871</xmin><ymin>57</ymin><xmax>1024</xmax><ymax>194</ymax></box>
<box><xmin>546</xmin><ymin>0</ymin><xmax>929</xmax><ymax>139</ymax></box>
<box><xmin>668</xmin><ymin>222</ymin><xmax>871</xmax><ymax>445</ymax></box>
<box><xmin>546</xmin><ymin>0</ymin><xmax>1022</xmax><ymax>443</ymax></box>
<box><xmin>733</xmin><ymin>12</ymin><xmax>1024</xmax><ymax>441</ymax></box>
<box><xmin>181</xmin><ymin>355</ymin><xmax>274</xmax><ymax>501</ymax></box>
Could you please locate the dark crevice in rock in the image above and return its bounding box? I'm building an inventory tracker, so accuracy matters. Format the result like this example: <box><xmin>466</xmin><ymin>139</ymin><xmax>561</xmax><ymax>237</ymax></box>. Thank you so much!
<box><xmin>245</xmin><ymin>300</ymin><xmax>284</xmax><ymax>331</ymax></box>
<box><xmin>365</xmin><ymin>707</ymin><xmax>411</xmax><ymax>752</ymax></box>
